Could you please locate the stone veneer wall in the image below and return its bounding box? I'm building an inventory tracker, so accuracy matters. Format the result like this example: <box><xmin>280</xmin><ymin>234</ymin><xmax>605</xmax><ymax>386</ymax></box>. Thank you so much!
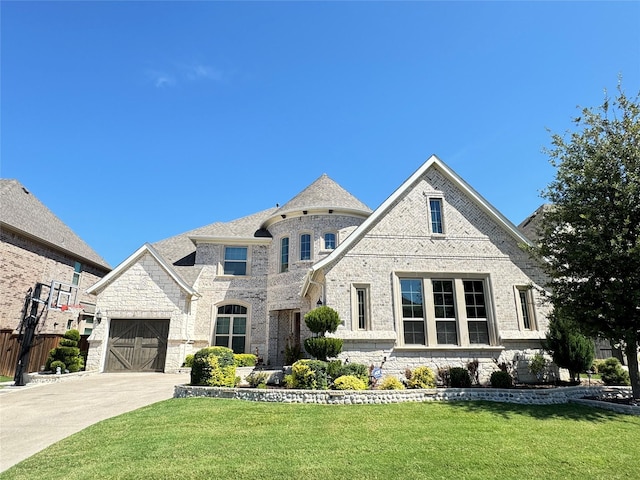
<box><xmin>174</xmin><ymin>385</ymin><xmax>637</xmax><ymax>415</ymax></box>
<box><xmin>320</xmin><ymin>168</ymin><xmax>552</xmax><ymax>382</ymax></box>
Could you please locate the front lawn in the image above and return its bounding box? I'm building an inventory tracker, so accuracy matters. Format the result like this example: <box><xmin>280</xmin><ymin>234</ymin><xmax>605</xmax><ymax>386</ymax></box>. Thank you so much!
<box><xmin>2</xmin><ymin>399</ymin><xmax>639</xmax><ymax>479</ymax></box>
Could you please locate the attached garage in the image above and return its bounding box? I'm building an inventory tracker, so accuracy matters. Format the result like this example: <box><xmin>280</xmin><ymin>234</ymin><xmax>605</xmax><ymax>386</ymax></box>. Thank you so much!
<box><xmin>106</xmin><ymin>319</ymin><xmax>169</xmax><ymax>372</ymax></box>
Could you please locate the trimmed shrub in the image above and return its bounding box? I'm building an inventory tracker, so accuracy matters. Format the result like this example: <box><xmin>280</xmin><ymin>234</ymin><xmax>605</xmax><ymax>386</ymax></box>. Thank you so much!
<box><xmin>595</xmin><ymin>358</ymin><xmax>631</xmax><ymax>386</ymax></box>
<box><xmin>528</xmin><ymin>353</ymin><xmax>548</xmax><ymax>382</ymax></box>
<box><xmin>234</xmin><ymin>354</ymin><xmax>257</xmax><ymax>367</ymax></box>
<box><xmin>304</xmin><ymin>337</ymin><xmax>343</xmax><ymax>362</ymax></box>
<box><xmin>288</xmin><ymin>360</ymin><xmax>329</xmax><ymax>390</ymax></box>
<box><xmin>378</xmin><ymin>376</ymin><xmax>405</xmax><ymax>390</ymax></box>
<box><xmin>449</xmin><ymin>367</ymin><xmax>472</xmax><ymax>388</ymax></box>
<box><xmin>406</xmin><ymin>366</ymin><xmax>436</xmax><ymax>389</ymax></box>
<box><xmin>333</xmin><ymin>375</ymin><xmax>367</xmax><ymax>390</ymax></box>
<box><xmin>490</xmin><ymin>370</ymin><xmax>513</xmax><ymax>389</ymax></box>
<box><xmin>304</xmin><ymin>306</ymin><xmax>341</xmax><ymax>334</ymax></box>
<box><xmin>45</xmin><ymin>329</ymin><xmax>84</xmax><ymax>373</ymax></box>
<box><xmin>191</xmin><ymin>346</ymin><xmax>236</xmax><ymax>386</ymax></box>
<box><xmin>183</xmin><ymin>354</ymin><xmax>194</xmax><ymax>368</ymax></box>
<box><xmin>50</xmin><ymin>360</ymin><xmax>66</xmax><ymax>373</ymax></box>
<box><xmin>337</xmin><ymin>363</ymin><xmax>369</xmax><ymax>384</ymax></box>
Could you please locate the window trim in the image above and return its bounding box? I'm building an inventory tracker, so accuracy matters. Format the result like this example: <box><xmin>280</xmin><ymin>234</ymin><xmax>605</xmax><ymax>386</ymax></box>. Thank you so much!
<box><xmin>72</xmin><ymin>261</ymin><xmax>82</xmax><ymax>286</ymax></box>
<box><xmin>351</xmin><ymin>283</ymin><xmax>371</xmax><ymax>330</ymax></box>
<box><xmin>515</xmin><ymin>286</ymin><xmax>537</xmax><ymax>331</ymax></box>
<box><xmin>395</xmin><ymin>273</ymin><xmax>495</xmax><ymax>348</ymax></box>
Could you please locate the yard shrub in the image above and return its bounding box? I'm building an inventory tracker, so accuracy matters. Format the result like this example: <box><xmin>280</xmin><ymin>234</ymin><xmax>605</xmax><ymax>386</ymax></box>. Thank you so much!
<box><xmin>246</xmin><ymin>371</ymin><xmax>269</xmax><ymax>388</ymax></box>
<box><xmin>45</xmin><ymin>329</ymin><xmax>84</xmax><ymax>373</ymax></box>
<box><xmin>337</xmin><ymin>362</ymin><xmax>369</xmax><ymax>384</ymax></box>
<box><xmin>378</xmin><ymin>376</ymin><xmax>405</xmax><ymax>390</ymax></box>
<box><xmin>490</xmin><ymin>370</ymin><xmax>513</xmax><ymax>389</ymax></box>
<box><xmin>49</xmin><ymin>360</ymin><xmax>66</xmax><ymax>373</ymax></box>
<box><xmin>333</xmin><ymin>375</ymin><xmax>367</xmax><ymax>390</ymax></box>
<box><xmin>234</xmin><ymin>353</ymin><xmax>257</xmax><ymax>367</ymax></box>
<box><xmin>449</xmin><ymin>367</ymin><xmax>472</xmax><ymax>388</ymax></box>
<box><xmin>191</xmin><ymin>346</ymin><xmax>236</xmax><ymax>387</ymax></box>
<box><xmin>528</xmin><ymin>353</ymin><xmax>548</xmax><ymax>382</ymax></box>
<box><xmin>303</xmin><ymin>306</ymin><xmax>343</xmax><ymax>361</ymax></box>
<box><xmin>183</xmin><ymin>354</ymin><xmax>194</xmax><ymax>368</ymax></box>
<box><xmin>406</xmin><ymin>366</ymin><xmax>436</xmax><ymax>389</ymax></box>
<box><xmin>595</xmin><ymin>357</ymin><xmax>631</xmax><ymax>386</ymax></box>
<box><xmin>287</xmin><ymin>360</ymin><xmax>330</xmax><ymax>389</ymax></box>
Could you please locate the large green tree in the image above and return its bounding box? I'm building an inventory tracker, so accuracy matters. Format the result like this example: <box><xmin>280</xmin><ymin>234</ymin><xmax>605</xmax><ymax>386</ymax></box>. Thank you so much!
<box><xmin>533</xmin><ymin>84</ymin><xmax>640</xmax><ymax>398</ymax></box>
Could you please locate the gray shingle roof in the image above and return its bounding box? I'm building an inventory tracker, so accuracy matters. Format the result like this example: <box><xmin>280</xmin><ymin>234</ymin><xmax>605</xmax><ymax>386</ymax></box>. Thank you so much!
<box><xmin>272</xmin><ymin>174</ymin><xmax>371</xmax><ymax>217</ymax></box>
<box><xmin>0</xmin><ymin>179</ymin><xmax>111</xmax><ymax>270</ymax></box>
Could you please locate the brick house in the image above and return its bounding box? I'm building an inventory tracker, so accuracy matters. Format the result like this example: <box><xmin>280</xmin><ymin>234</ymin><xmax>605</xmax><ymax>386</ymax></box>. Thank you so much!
<box><xmin>86</xmin><ymin>156</ymin><xmax>551</xmax><ymax>381</ymax></box>
<box><xmin>0</xmin><ymin>179</ymin><xmax>111</xmax><ymax>335</ymax></box>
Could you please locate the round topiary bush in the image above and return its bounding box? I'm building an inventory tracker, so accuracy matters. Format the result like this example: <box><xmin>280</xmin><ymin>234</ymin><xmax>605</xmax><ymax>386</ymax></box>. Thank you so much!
<box><xmin>45</xmin><ymin>329</ymin><xmax>84</xmax><ymax>373</ymax></box>
<box><xmin>449</xmin><ymin>367</ymin><xmax>472</xmax><ymax>388</ymax></box>
<box><xmin>490</xmin><ymin>370</ymin><xmax>513</xmax><ymax>389</ymax></box>
<box><xmin>304</xmin><ymin>306</ymin><xmax>341</xmax><ymax>334</ymax></box>
<box><xmin>406</xmin><ymin>366</ymin><xmax>436</xmax><ymax>389</ymax></box>
<box><xmin>333</xmin><ymin>375</ymin><xmax>367</xmax><ymax>390</ymax></box>
<box><xmin>304</xmin><ymin>337</ymin><xmax>343</xmax><ymax>362</ymax></box>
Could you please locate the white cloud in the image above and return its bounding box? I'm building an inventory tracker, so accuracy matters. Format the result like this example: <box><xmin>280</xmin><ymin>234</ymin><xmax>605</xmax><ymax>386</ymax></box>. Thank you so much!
<box><xmin>185</xmin><ymin>64</ymin><xmax>224</xmax><ymax>82</ymax></box>
<box><xmin>146</xmin><ymin>70</ymin><xmax>176</xmax><ymax>88</ymax></box>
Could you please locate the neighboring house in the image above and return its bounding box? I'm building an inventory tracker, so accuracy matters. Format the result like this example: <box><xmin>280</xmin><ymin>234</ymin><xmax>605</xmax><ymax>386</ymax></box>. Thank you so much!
<box><xmin>86</xmin><ymin>155</ymin><xmax>551</xmax><ymax>381</ymax></box>
<box><xmin>0</xmin><ymin>179</ymin><xmax>111</xmax><ymax>335</ymax></box>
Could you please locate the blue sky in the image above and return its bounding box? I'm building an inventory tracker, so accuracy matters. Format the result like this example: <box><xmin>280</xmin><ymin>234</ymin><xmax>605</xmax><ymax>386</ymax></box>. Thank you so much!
<box><xmin>2</xmin><ymin>1</ymin><xmax>639</xmax><ymax>268</ymax></box>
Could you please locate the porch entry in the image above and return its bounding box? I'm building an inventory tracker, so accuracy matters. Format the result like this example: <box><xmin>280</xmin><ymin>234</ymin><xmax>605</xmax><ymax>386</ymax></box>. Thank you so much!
<box><xmin>272</xmin><ymin>310</ymin><xmax>301</xmax><ymax>366</ymax></box>
<box><xmin>105</xmin><ymin>319</ymin><xmax>169</xmax><ymax>372</ymax></box>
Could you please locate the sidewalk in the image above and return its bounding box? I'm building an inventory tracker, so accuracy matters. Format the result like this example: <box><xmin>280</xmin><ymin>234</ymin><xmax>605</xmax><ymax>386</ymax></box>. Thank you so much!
<box><xmin>0</xmin><ymin>372</ymin><xmax>189</xmax><ymax>472</ymax></box>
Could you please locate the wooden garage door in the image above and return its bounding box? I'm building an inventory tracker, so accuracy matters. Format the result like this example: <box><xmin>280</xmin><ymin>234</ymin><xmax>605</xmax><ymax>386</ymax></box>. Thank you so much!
<box><xmin>106</xmin><ymin>319</ymin><xmax>169</xmax><ymax>372</ymax></box>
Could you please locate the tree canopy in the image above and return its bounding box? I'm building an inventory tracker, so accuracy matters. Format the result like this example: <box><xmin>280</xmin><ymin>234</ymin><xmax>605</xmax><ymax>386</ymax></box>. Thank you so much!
<box><xmin>532</xmin><ymin>83</ymin><xmax>640</xmax><ymax>398</ymax></box>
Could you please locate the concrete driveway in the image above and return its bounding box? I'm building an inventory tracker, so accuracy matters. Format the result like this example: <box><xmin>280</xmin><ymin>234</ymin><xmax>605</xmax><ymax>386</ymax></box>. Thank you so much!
<box><xmin>0</xmin><ymin>372</ymin><xmax>189</xmax><ymax>473</ymax></box>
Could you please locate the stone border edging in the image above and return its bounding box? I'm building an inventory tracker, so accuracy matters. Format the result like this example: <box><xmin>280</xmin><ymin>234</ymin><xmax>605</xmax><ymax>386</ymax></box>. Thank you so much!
<box><xmin>174</xmin><ymin>384</ymin><xmax>637</xmax><ymax>414</ymax></box>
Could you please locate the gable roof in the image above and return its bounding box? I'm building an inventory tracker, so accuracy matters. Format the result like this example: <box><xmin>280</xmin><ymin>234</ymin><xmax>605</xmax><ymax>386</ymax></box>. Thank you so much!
<box><xmin>302</xmin><ymin>154</ymin><xmax>533</xmax><ymax>295</ymax></box>
<box><xmin>0</xmin><ymin>179</ymin><xmax>111</xmax><ymax>270</ymax></box>
<box><xmin>262</xmin><ymin>174</ymin><xmax>371</xmax><ymax>228</ymax></box>
<box><xmin>86</xmin><ymin>243</ymin><xmax>199</xmax><ymax>296</ymax></box>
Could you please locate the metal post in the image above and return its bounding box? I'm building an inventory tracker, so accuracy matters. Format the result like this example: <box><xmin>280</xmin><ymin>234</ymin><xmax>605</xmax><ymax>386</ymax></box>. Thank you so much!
<box><xmin>13</xmin><ymin>283</ymin><xmax>44</xmax><ymax>386</ymax></box>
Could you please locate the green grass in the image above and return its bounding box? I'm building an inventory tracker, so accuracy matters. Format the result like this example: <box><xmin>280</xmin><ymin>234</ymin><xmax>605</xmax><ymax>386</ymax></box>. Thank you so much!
<box><xmin>0</xmin><ymin>375</ymin><xmax>13</xmax><ymax>383</ymax></box>
<box><xmin>2</xmin><ymin>399</ymin><xmax>639</xmax><ymax>480</ymax></box>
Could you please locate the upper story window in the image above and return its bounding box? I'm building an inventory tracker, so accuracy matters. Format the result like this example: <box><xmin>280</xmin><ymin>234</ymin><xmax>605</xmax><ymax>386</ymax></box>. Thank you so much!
<box><xmin>429</xmin><ymin>198</ymin><xmax>444</xmax><ymax>234</ymax></box>
<box><xmin>300</xmin><ymin>233</ymin><xmax>311</xmax><ymax>261</ymax></box>
<box><xmin>324</xmin><ymin>232</ymin><xmax>336</xmax><ymax>250</ymax></box>
<box><xmin>72</xmin><ymin>261</ymin><xmax>82</xmax><ymax>286</ymax></box>
<box><xmin>516</xmin><ymin>286</ymin><xmax>537</xmax><ymax>330</ymax></box>
<box><xmin>398</xmin><ymin>275</ymin><xmax>493</xmax><ymax>347</ymax></box>
<box><xmin>223</xmin><ymin>247</ymin><xmax>248</xmax><ymax>276</ymax></box>
<box><xmin>280</xmin><ymin>237</ymin><xmax>289</xmax><ymax>273</ymax></box>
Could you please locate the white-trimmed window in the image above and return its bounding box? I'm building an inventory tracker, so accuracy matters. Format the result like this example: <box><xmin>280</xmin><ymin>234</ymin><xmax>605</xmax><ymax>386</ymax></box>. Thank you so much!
<box><xmin>223</xmin><ymin>247</ymin><xmax>248</xmax><ymax>276</ymax></box>
<box><xmin>280</xmin><ymin>237</ymin><xmax>289</xmax><ymax>272</ymax></box>
<box><xmin>214</xmin><ymin>304</ymin><xmax>248</xmax><ymax>353</ymax></box>
<box><xmin>516</xmin><ymin>286</ymin><xmax>537</xmax><ymax>330</ymax></box>
<box><xmin>324</xmin><ymin>232</ymin><xmax>336</xmax><ymax>250</ymax></box>
<box><xmin>351</xmin><ymin>284</ymin><xmax>371</xmax><ymax>330</ymax></box>
<box><xmin>300</xmin><ymin>233</ymin><xmax>312</xmax><ymax>261</ymax></box>
<box><xmin>428</xmin><ymin>198</ymin><xmax>444</xmax><ymax>234</ymax></box>
<box><xmin>398</xmin><ymin>275</ymin><xmax>493</xmax><ymax>347</ymax></box>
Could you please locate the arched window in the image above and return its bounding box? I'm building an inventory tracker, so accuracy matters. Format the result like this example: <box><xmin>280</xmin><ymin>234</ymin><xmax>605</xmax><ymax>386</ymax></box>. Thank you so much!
<box><xmin>214</xmin><ymin>304</ymin><xmax>248</xmax><ymax>353</ymax></box>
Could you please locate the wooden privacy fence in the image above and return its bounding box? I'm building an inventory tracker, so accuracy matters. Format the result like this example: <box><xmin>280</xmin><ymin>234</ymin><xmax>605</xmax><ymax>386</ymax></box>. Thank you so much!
<box><xmin>0</xmin><ymin>330</ymin><xmax>90</xmax><ymax>378</ymax></box>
